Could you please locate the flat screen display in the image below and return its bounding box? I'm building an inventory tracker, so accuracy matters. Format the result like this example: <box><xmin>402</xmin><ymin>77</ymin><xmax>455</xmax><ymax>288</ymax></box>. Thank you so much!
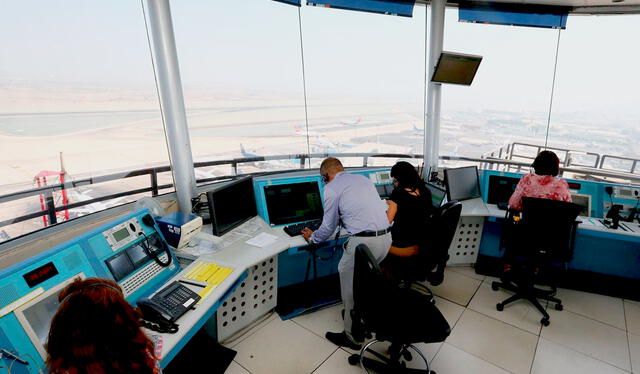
<box><xmin>112</xmin><ymin>227</ymin><xmax>130</xmax><ymax>242</ymax></box>
<box><xmin>570</xmin><ymin>193</ymin><xmax>591</xmax><ymax>217</ymax></box>
<box><xmin>264</xmin><ymin>181</ymin><xmax>323</xmax><ymax>226</ymax></box>
<box><xmin>431</xmin><ymin>52</ymin><xmax>482</xmax><ymax>86</ymax></box>
<box><xmin>444</xmin><ymin>166</ymin><xmax>481</xmax><ymax>201</ymax></box>
<box><xmin>207</xmin><ymin>177</ymin><xmax>258</xmax><ymax>236</ymax></box>
<box><xmin>15</xmin><ymin>275</ymin><xmax>81</xmax><ymax>360</ymax></box>
<box><xmin>425</xmin><ymin>183</ymin><xmax>447</xmax><ymax>207</ymax></box>
<box><xmin>126</xmin><ymin>244</ymin><xmax>149</xmax><ymax>268</ymax></box>
<box><xmin>376</xmin><ymin>184</ymin><xmax>393</xmax><ymax>199</ymax></box>
<box><xmin>105</xmin><ymin>252</ymin><xmax>134</xmax><ymax>282</ymax></box>
<box><xmin>487</xmin><ymin>175</ymin><xmax>521</xmax><ymax>205</ymax></box>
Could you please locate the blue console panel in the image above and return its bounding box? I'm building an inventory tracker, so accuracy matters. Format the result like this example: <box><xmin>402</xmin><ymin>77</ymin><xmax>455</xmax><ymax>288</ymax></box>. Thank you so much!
<box><xmin>0</xmin><ymin>209</ymin><xmax>179</xmax><ymax>373</ymax></box>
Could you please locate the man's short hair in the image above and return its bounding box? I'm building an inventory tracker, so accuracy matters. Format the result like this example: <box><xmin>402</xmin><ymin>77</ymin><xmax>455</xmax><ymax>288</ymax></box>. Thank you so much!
<box><xmin>320</xmin><ymin>157</ymin><xmax>344</xmax><ymax>175</ymax></box>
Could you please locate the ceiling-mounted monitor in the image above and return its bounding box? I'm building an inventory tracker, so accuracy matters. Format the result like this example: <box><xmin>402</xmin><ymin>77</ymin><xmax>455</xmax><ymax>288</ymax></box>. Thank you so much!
<box><xmin>431</xmin><ymin>52</ymin><xmax>482</xmax><ymax>86</ymax></box>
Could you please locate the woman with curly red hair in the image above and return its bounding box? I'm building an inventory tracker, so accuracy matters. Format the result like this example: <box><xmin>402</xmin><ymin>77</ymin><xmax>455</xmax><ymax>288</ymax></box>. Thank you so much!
<box><xmin>46</xmin><ymin>277</ymin><xmax>160</xmax><ymax>374</ymax></box>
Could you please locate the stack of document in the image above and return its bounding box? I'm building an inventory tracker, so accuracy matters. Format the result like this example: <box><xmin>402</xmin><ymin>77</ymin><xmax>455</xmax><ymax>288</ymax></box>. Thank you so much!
<box><xmin>184</xmin><ymin>262</ymin><xmax>234</xmax><ymax>302</ymax></box>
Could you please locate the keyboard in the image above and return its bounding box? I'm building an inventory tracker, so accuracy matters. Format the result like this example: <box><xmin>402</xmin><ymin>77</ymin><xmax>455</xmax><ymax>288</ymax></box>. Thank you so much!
<box><xmin>284</xmin><ymin>219</ymin><xmax>322</xmax><ymax>237</ymax></box>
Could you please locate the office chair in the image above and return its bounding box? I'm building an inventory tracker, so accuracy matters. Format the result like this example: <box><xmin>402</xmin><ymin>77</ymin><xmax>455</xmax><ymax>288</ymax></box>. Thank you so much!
<box><xmin>348</xmin><ymin>244</ymin><xmax>451</xmax><ymax>374</ymax></box>
<box><xmin>385</xmin><ymin>201</ymin><xmax>462</xmax><ymax>299</ymax></box>
<box><xmin>492</xmin><ymin>197</ymin><xmax>582</xmax><ymax>326</ymax></box>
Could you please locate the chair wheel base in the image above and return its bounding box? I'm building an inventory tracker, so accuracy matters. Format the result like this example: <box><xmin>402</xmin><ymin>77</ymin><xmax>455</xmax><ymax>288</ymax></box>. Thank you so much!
<box><xmin>496</xmin><ymin>303</ymin><xmax>504</xmax><ymax>311</ymax></box>
<box><xmin>555</xmin><ymin>303</ymin><xmax>563</xmax><ymax>311</ymax></box>
<box><xmin>348</xmin><ymin>354</ymin><xmax>360</xmax><ymax>366</ymax></box>
<box><xmin>541</xmin><ymin>317</ymin><xmax>550</xmax><ymax>326</ymax></box>
<box><xmin>491</xmin><ymin>282</ymin><xmax>500</xmax><ymax>291</ymax></box>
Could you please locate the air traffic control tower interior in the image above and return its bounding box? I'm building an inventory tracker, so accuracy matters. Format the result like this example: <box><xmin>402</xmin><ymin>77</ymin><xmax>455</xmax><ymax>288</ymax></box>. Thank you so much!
<box><xmin>1</xmin><ymin>0</ymin><xmax>639</xmax><ymax>373</ymax></box>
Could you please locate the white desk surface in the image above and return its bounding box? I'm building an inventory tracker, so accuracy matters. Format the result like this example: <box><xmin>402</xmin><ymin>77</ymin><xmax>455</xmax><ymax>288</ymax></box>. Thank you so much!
<box><xmin>154</xmin><ymin>216</ymin><xmax>306</xmax><ymax>362</ymax></box>
<box><xmin>460</xmin><ymin>198</ymin><xmax>491</xmax><ymax>217</ymax></box>
<box><xmin>485</xmin><ymin>203</ymin><xmax>640</xmax><ymax>237</ymax></box>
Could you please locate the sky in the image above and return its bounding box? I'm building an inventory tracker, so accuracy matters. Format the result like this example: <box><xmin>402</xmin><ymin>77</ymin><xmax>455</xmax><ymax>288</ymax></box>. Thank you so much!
<box><xmin>0</xmin><ymin>0</ymin><xmax>639</xmax><ymax>116</ymax></box>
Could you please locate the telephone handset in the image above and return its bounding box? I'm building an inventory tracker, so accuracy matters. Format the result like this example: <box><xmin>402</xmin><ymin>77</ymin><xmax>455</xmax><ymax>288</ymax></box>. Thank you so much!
<box><xmin>139</xmin><ymin>214</ymin><xmax>172</xmax><ymax>267</ymax></box>
<box><xmin>138</xmin><ymin>298</ymin><xmax>179</xmax><ymax>334</ymax></box>
<box><xmin>137</xmin><ymin>281</ymin><xmax>201</xmax><ymax>334</ymax></box>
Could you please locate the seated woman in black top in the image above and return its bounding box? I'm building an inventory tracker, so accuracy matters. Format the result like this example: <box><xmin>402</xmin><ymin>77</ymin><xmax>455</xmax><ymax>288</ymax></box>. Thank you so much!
<box><xmin>385</xmin><ymin>161</ymin><xmax>436</xmax><ymax>258</ymax></box>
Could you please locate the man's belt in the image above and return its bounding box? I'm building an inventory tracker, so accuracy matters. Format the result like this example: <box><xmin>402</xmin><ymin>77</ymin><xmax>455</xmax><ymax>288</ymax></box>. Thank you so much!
<box><xmin>353</xmin><ymin>227</ymin><xmax>391</xmax><ymax>237</ymax></box>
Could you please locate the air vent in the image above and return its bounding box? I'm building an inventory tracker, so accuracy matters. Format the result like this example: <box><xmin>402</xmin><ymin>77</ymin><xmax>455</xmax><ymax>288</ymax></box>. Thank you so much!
<box><xmin>0</xmin><ymin>284</ymin><xmax>19</xmax><ymax>309</ymax></box>
<box><xmin>63</xmin><ymin>252</ymin><xmax>83</xmax><ymax>272</ymax></box>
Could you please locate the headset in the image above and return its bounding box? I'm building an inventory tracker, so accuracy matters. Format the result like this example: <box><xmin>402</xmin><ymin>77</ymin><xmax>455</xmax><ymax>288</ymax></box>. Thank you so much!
<box><xmin>60</xmin><ymin>281</ymin><xmax>123</xmax><ymax>305</ymax></box>
<box><xmin>321</xmin><ymin>173</ymin><xmax>330</xmax><ymax>184</ymax></box>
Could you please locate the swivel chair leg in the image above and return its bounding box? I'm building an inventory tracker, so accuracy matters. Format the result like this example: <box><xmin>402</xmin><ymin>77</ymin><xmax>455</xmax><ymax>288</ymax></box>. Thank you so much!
<box><xmin>496</xmin><ymin>294</ymin><xmax>522</xmax><ymax>311</ymax></box>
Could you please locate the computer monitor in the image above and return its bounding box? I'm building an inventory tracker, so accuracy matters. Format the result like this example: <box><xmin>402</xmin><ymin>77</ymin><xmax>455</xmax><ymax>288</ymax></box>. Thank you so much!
<box><xmin>207</xmin><ymin>177</ymin><xmax>257</xmax><ymax>236</ymax></box>
<box><xmin>376</xmin><ymin>184</ymin><xmax>394</xmax><ymax>199</ymax></box>
<box><xmin>487</xmin><ymin>175</ymin><xmax>521</xmax><ymax>205</ymax></box>
<box><xmin>431</xmin><ymin>52</ymin><xmax>482</xmax><ymax>86</ymax></box>
<box><xmin>444</xmin><ymin>166</ymin><xmax>481</xmax><ymax>201</ymax></box>
<box><xmin>264</xmin><ymin>181</ymin><xmax>323</xmax><ymax>226</ymax></box>
<box><xmin>14</xmin><ymin>275</ymin><xmax>83</xmax><ymax>360</ymax></box>
<box><xmin>570</xmin><ymin>193</ymin><xmax>591</xmax><ymax>217</ymax></box>
<box><xmin>425</xmin><ymin>183</ymin><xmax>447</xmax><ymax>207</ymax></box>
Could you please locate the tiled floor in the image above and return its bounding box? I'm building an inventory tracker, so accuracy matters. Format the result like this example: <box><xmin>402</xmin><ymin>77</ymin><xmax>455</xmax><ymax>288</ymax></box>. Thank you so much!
<box><xmin>223</xmin><ymin>266</ymin><xmax>638</xmax><ymax>374</ymax></box>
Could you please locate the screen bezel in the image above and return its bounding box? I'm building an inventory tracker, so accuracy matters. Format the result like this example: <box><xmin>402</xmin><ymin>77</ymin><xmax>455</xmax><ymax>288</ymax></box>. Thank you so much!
<box><xmin>425</xmin><ymin>182</ymin><xmax>447</xmax><ymax>207</ymax></box>
<box><xmin>444</xmin><ymin>166</ymin><xmax>482</xmax><ymax>201</ymax></box>
<box><xmin>431</xmin><ymin>51</ymin><xmax>483</xmax><ymax>86</ymax></box>
<box><xmin>263</xmin><ymin>181</ymin><xmax>324</xmax><ymax>226</ymax></box>
<box><xmin>486</xmin><ymin>175</ymin><xmax>521</xmax><ymax>205</ymax></box>
<box><xmin>207</xmin><ymin>177</ymin><xmax>257</xmax><ymax>237</ymax></box>
<box><xmin>14</xmin><ymin>273</ymin><xmax>85</xmax><ymax>361</ymax></box>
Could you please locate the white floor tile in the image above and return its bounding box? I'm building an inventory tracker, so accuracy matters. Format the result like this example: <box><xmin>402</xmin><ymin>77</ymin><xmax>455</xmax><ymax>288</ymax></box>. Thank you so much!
<box><xmin>427</xmin><ymin>268</ymin><xmax>482</xmax><ymax>306</ymax></box>
<box><xmin>626</xmin><ymin>299</ymin><xmax>640</xmax><ymax>307</ymax></box>
<box><xmin>447</xmin><ymin>265</ymin><xmax>486</xmax><ymax>281</ymax></box>
<box><xmin>234</xmin><ymin>317</ymin><xmax>337</xmax><ymax>374</ymax></box>
<box><xmin>292</xmin><ymin>303</ymin><xmax>344</xmax><ymax>339</ymax></box>
<box><xmin>430</xmin><ymin>343</ymin><xmax>511</xmax><ymax>374</ymax></box>
<box><xmin>629</xmin><ymin>333</ymin><xmax>640</xmax><ymax>374</ymax></box>
<box><xmin>225</xmin><ymin>361</ymin><xmax>251</xmax><ymax>374</ymax></box>
<box><xmin>434</xmin><ymin>296</ymin><xmax>465</xmax><ymax>328</ymax></box>
<box><xmin>448</xmin><ymin>309</ymin><xmax>538</xmax><ymax>374</ymax></box>
<box><xmin>222</xmin><ymin>313</ymin><xmax>278</xmax><ymax>349</ymax></box>
<box><xmin>541</xmin><ymin>309</ymin><xmax>631</xmax><ymax>371</ymax></box>
<box><xmin>468</xmin><ymin>279</ymin><xmax>545</xmax><ymax>335</ymax></box>
<box><xmin>555</xmin><ymin>288</ymin><xmax>626</xmax><ymax>330</ymax></box>
<box><xmin>625</xmin><ymin>300</ymin><xmax>640</xmax><ymax>335</ymax></box>
<box><xmin>531</xmin><ymin>338</ymin><xmax>630</xmax><ymax>374</ymax></box>
<box><xmin>312</xmin><ymin>348</ymin><xmax>360</xmax><ymax>374</ymax></box>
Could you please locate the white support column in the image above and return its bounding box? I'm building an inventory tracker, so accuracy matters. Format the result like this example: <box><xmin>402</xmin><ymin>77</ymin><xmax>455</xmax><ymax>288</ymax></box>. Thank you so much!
<box><xmin>423</xmin><ymin>0</ymin><xmax>445</xmax><ymax>181</ymax></box>
<box><xmin>144</xmin><ymin>0</ymin><xmax>197</xmax><ymax>214</ymax></box>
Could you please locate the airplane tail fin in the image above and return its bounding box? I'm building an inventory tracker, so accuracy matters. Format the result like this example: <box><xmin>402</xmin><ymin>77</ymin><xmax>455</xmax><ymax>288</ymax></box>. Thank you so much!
<box><xmin>240</xmin><ymin>143</ymin><xmax>247</xmax><ymax>156</ymax></box>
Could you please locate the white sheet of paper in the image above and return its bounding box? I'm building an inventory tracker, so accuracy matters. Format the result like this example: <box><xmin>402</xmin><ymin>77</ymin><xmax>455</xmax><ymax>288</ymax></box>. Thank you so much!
<box><xmin>245</xmin><ymin>232</ymin><xmax>278</xmax><ymax>248</ymax></box>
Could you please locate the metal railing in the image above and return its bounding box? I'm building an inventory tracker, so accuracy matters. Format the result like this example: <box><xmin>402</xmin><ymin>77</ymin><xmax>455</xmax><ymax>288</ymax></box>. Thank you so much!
<box><xmin>3</xmin><ymin>150</ymin><xmax>640</xmax><ymax>243</ymax></box>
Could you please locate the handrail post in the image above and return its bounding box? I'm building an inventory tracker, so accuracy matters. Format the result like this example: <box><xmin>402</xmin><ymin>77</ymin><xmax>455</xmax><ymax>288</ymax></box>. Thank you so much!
<box><xmin>150</xmin><ymin>170</ymin><xmax>159</xmax><ymax>197</ymax></box>
<box><xmin>45</xmin><ymin>190</ymin><xmax>57</xmax><ymax>226</ymax></box>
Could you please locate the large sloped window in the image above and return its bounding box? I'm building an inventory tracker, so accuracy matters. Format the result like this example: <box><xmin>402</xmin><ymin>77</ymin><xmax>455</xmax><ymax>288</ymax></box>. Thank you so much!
<box><xmin>440</xmin><ymin>9</ymin><xmax>559</xmax><ymax>166</ymax></box>
<box><xmin>0</xmin><ymin>1</ymin><xmax>170</xmax><ymax>241</ymax></box>
<box><xmin>171</xmin><ymin>0</ymin><xmax>308</xmax><ymax>176</ymax></box>
<box><xmin>300</xmin><ymin>4</ymin><xmax>427</xmax><ymax>167</ymax></box>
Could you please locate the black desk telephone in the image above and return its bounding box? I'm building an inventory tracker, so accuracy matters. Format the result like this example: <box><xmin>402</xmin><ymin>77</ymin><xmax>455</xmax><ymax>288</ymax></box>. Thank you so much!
<box><xmin>138</xmin><ymin>281</ymin><xmax>201</xmax><ymax>334</ymax></box>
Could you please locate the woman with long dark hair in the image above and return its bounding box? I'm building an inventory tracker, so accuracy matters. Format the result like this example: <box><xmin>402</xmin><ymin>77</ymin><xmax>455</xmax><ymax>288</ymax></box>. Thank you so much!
<box><xmin>46</xmin><ymin>278</ymin><xmax>160</xmax><ymax>374</ymax></box>
<box><xmin>385</xmin><ymin>161</ymin><xmax>435</xmax><ymax>257</ymax></box>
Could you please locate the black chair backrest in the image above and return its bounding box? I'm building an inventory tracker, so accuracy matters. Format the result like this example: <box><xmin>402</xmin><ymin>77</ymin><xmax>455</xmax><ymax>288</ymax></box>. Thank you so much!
<box><xmin>352</xmin><ymin>244</ymin><xmax>394</xmax><ymax>336</ymax></box>
<box><xmin>419</xmin><ymin>201</ymin><xmax>462</xmax><ymax>285</ymax></box>
<box><xmin>520</xmin><ymin>197</ymin><xmax>582</xmax><ymax>261</ymax></box>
